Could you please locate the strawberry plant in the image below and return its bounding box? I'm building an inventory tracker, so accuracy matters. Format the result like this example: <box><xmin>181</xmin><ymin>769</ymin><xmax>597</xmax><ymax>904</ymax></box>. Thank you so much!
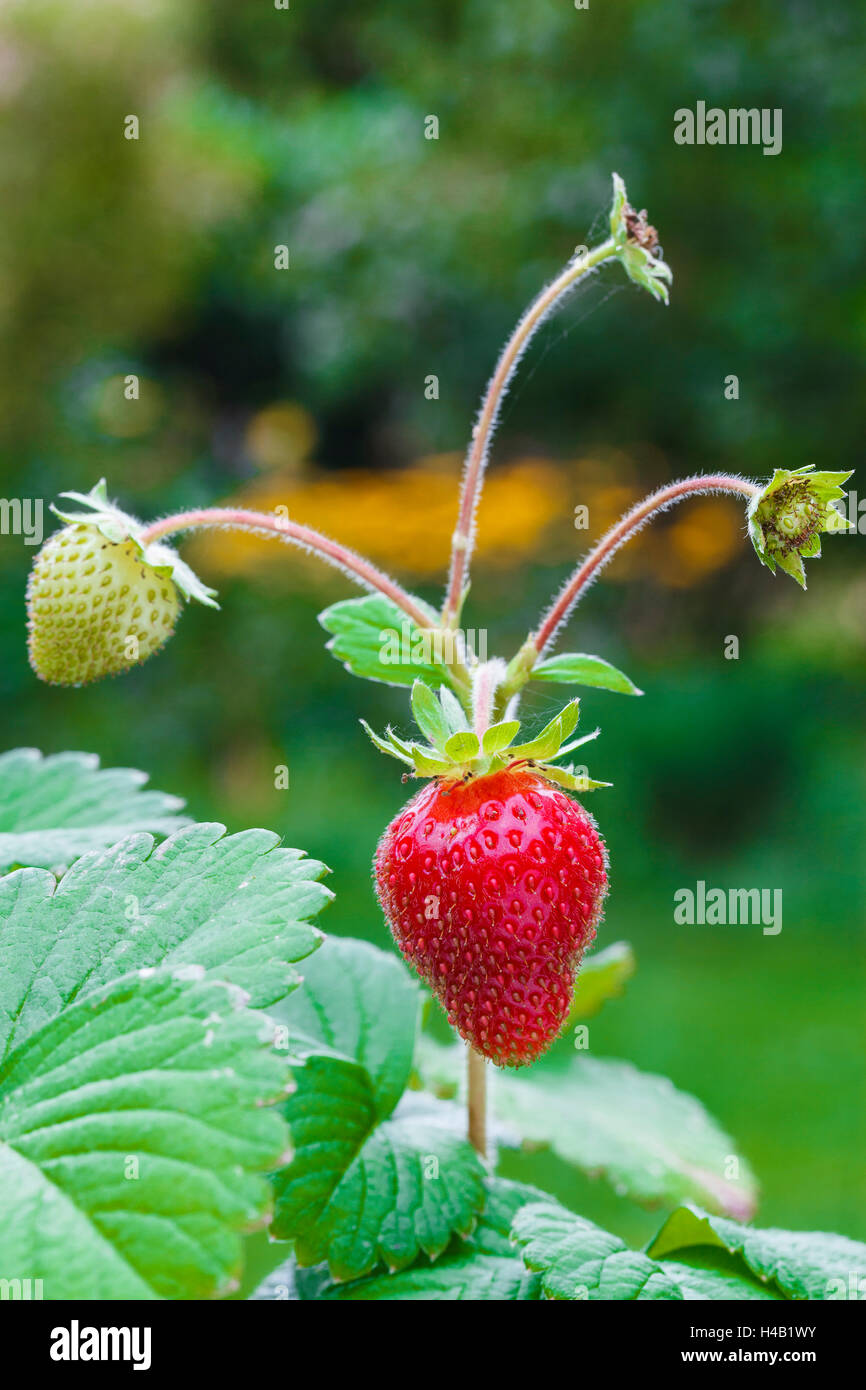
<box><xmin>11</xmin><ymin>175</ymin><xmax>862</xmax><ymax>1300</ymax></box>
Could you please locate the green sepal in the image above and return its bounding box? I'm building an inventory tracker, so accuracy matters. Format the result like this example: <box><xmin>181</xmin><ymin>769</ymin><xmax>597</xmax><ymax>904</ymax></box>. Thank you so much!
<box><xmin>362</xmin><ymin>689</ymin><xmax>607</xmax><ymax>790</ymax></box>
<box><xmin>51</xmin><ymin>479</ymin><xmax>219</xmax><ymax>609</ymax></box>
<box><xmin>747</xmin><ymin>465</ymin><xmax>854</xmax><ymax>588</ymax></box>
<box><xmin>482</xmin><ymin>720</ymin><xmax>521</xmax><ymax>756</ymax></box>
<box><xmin>609</xmin><ymin>173</ymin><xmax>673</xmax><ymax>306</ymax></box>
<box><xmin>410</xmin><ymin>680</ymin><xmax>452</xmax><ymax>753</ymax></box>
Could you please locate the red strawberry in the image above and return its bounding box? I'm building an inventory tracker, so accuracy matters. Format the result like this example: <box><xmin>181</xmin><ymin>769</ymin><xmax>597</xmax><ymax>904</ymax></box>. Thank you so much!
<box><xmin>375</xmin><ymin>765</ymin><xmax>607</xmax><ymax>1067</ymax></box>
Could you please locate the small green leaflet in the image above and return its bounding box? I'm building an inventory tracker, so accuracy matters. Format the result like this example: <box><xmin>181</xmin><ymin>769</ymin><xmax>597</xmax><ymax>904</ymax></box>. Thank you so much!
<box><xmin>0</xmin><ymin>748</ymin><xmax>188</xmax><ymax>873</ymax></box>
<box><xmin>532</xmin><ymin>653</ymin><xmax>643</xmax><ymax>696</ymax></box>
<box><xmin>0</xmin><ymin>968</ymin><xmax>290</xmax><ymax>1299</ymax></box>
<box><xmin>318</xmin><ymin>593</ymin><xmax>452</xmax><ymax>690</ymax></box>
<box><xmin>0</xmin><ymin>822</ymin><xmax>330</xmax><ymax>1061</ymax></box>
<box><xmin>416</xmin><ymin>1041</ymin><xmax>757</xmax><ymax>1219</ymax></box>
<box><xmin>269</xmin><ymin>937</ymin><xmax>486</xmax><ymax>1280</ymax></box>
<box><xmin>648</xmin><ymin>1203</ymin><xmax>866</xmax><ymax>1301</ymax></box>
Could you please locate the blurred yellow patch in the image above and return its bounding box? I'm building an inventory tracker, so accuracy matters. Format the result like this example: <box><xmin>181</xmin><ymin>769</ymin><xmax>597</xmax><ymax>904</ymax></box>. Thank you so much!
<box><xmin>188</xmin><ymin>453</ymin><xmax>563</xmax><ymax>581</ymax></box>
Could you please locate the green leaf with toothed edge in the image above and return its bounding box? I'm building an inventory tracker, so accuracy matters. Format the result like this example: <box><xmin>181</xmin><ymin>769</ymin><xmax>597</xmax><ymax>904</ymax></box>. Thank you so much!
<box><xmin>318</xmin><ymin>593</ymin><xmax>452</xmax><ymax>690</ymax></box>
<box><xmin>415</xmin><ymin>1041</ymin><xmax>757</xmax><ymax>1220</ymax></box>
<box><xmin>0</xmin><ymin>821</ymin><xmax>329</xmax><ymax>1060</ymax></box>
<box><xmin>511</xmin><ymin>1202</ymin><xmax>781</xmax><ymax>1301</ymax></box>
<box><xmin>0</xmin><ymin>747</ymin><xmax>189</xmax><ymax>873</ymax></box>
<box><xmin>0</xmin><ymin>968</ymin><xmax>291</xmax><ymax>1300</ymax></box>
<box><xmin>532</xmin><ymin>653</ymin><xmax>643</xmax><ymax>696</ymax></box>
<box><xmin>254</xmin><ymin>1177</ymin><xmax>547</xmax><ymax>1301</ymax></box>
<box><xmin>269</xmin><ymin>937</ymin><xmax>486</xmax><ymax>1281</ymax></box>
<box><xmin>648</xmin><ymin>1204</ymin><xmax>866</xmax><ymax>1301</ymax></box>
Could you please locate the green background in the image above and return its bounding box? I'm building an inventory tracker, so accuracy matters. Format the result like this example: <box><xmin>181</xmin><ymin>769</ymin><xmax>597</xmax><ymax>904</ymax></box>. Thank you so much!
<box><xmin>0</xmin><ymin>0</ymin><xmax>863</xmax><ymax>1289</ymax></box>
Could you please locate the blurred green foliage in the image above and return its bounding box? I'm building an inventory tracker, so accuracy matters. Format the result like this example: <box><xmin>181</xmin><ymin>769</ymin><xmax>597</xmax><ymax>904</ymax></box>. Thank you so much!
<box><xmin>0</xmin><ymin>0</ymin><xmax>863</xmax><ymax>1282</ymax></box>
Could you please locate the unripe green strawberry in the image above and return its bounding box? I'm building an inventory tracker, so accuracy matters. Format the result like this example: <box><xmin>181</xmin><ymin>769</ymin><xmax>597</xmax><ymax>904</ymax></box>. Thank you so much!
<box><xmin>27</xmin><ymin>523</ymin><xmax>182</xmax><ymax>685</ymax></box>
<box><xmin>26</xmin><ymin>480</ymin><xmax>218</xmax><ymax>686</ymax></box>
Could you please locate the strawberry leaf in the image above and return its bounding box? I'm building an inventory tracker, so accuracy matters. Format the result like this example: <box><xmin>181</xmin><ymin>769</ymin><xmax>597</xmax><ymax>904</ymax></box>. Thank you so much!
<box><xmin>513</xmin><ymin>1202</ymin><xmax>682</xmax><ymax>1300</ymax></box>
<box><xmin>512</xmin><ymin>1202</ymin><xmax>781</xmax><ymax>1301</ymax></box>
<box><xmin>269</xmin><ymin>937</ymin><xmax>486</xmax><ymax>1280</ymax></box>
<box><xmin>0</xmin><ymin>967</ymin><xmax>290</xmax><ymax>1299</ymax></box>
<box><xmin>256</xmin><ymin>1177</ymin><xmax>546</xmax><ymax>1301</ymax></box>
<box><xmin>0</xmin><ymin>823</ymin><xmax>330</xmax><ymax>1060</ymax></box>
<box><xmin>318</xmin><ymin>594</ymin><xmax>451</xmax><ymax>690</ymax></box>
<box><xmin>565</xmin><ymin>941</ymin><xmax>636</xmax><ymax>1025</ymax></box>
<box><xmin>0</xmin><ymin>748</ymin><xmax>188</xmax><ymax>873</ymax></box>
<box><xmin>532</xmin><ymin>653</ymin><xmax>643</xmax><ymax>696</ymax></box>
<box><xmin>648</xmin><ymin>1204</ymin><xmax>866</xmax><ymax>1301</ymax></box>
<box><xmin>416</xmin><ymin>1042</ymin><xmax>757</xmax><ymax>1219</ymax></box>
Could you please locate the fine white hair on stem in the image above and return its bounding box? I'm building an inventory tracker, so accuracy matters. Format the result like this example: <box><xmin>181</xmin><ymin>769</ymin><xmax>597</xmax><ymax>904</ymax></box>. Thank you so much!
<box><xmin>441</xmin><ymin>238</ymin><xmax>618</xmax><ymax>629</ymax></box>
<box><xmin>471</xmin><ymin>658</ymin><xmax>507</xmax><ymax>738</ymax></box>
<box><xmin>532</xmin><ymin>474</ymin><xmax>760</xmax><ymax>657</ymax></box>
<box><xmin>139</xmin><ymin>507</ymin><xmax>436</xmax><ymax>630</ymax></box>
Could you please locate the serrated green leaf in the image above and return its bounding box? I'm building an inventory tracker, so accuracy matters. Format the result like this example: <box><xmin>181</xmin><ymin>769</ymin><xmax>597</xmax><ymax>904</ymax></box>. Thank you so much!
<box><xmin>318</xmin><ymin>594</ymin><xmax>448</xmax><ymax>690</ymax></box>
<box><xmin>271</xmin><ymin>1066</ymin><xmax>485</xmax><ymax>1280</ymax></box>
<box><xmin>0</xmin><ymin>822</ymin><xmax>330</xmax><ymax>1059</ymax></box>
<box><xmin>533</xmin><ymin>653</ymin><xmax>643</xmax><ymax>696</ymax></box>
<box><xmin>325</xmin><ymin>1252</ymin><xmax>540</xmax><ymax>1301</ymax></box>
<box><xmin>512</xmin><ymin>1202</ymin><xmax>780</xmax><ymax>1301</ymax></box>
<box><xmin>660</xmin><ymin>1249</ymin><xmax>784</xmax><ymax>1301</ymax></box>
<box><xmin>270</xmin><ymin>937</ymin><xmax>485</xmax><ymax>1280</ymax></box>
<box><xmin>0</xmin><ymin>748</ymin><xmax>188</xmax><ymax>873</ymax></box>
<box><xmin>444</xmin><ymin>730</ymin><xmax>481</xmax><ymax>762</ymax></box>
<box><xmin>482</xmin><ymin>720</ymin><xmax>521</xmax><ymax>756</ymax></box>
<box><xmin>565</xmin><ymin>942</ymin><xmax>636</xmax><ymax>1025</ymax></box>
<box><xmin>648</xmin><ymin>1204</ymin><xmax>866</xmax><ymax>1301</ymax></box>
<box><xmin>411</xmin><ymin>680</ymin><xmax>452</xmax><ymax>752</ymax></box>
<box><xmin>275</xmin><ymin>937</ymin><xmax>419</xmax><ymax>1118</ymax></box>
<box><xmin>513</xmin><ymin>1202</ymin><xmax>682</xmax><ymax>1300</ymax></box>
<box><xmin>254</xmin><ymin>1177</ymin><xmax>553</xmax><ymax>1301</ymax></box>
<box><xmin>0</xmin><ymin>968</ymin><xmax>290</xmax><ymax>1299</ymax></box>
<box><xmin>416</xmin><ymin>1043</ymin><xmax>756</xmax><ymax>1218</ymax></box>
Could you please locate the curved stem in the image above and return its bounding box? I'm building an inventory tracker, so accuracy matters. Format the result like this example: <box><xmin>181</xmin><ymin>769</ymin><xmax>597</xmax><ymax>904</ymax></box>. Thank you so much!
<box><xmin>467</xmin><ymin>1046</ymin><xmax>487</xmax><ymax>1158</ymax></box>
<box><xmin>140</xmin><ymin>508</ymin><xmax>435</xmax><ymax>631</ymax></box>
<box><xmin>441</xmin><ymin>237</ymin><xmax>618</xmax><ymax>630</ymax></box>
<box><xmin>504</xmin><ymin>474</ymin><xmax>760</xmax><ymax>693</ymax></box>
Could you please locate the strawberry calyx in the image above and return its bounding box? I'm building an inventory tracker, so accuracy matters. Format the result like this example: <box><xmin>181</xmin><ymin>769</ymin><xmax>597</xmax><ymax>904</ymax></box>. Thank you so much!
<box><xmin>361</xmin><ymin>679</ymin><xmax>610</xmax><ymax>792</ymax></box>
<box><xmin>746</xmin><ymin>465</ymin><xmax>853</xmax><ymax>588</ymax></box>
<box><xmin>51</xmin><ymin>479</ymin><xmax>219</xmax><ymax>610</ymax></box>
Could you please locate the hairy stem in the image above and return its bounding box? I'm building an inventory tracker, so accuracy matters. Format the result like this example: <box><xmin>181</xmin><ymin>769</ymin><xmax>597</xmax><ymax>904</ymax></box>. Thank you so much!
<box><xmin>503</xmin><ymin>474</ymin><xmax>760</xmax><ymax>693</ymax></box>
<box><xmin>467</xmin><ymin>1046</ymin><xmax>487</xmax><ymax>1158</ymax></box>
<box><xmin>472</xmin><ymin>659</ymin><xmax>504</xmax><ymax>740</ymax></box>
<box><xmin>441</xmin><ymin>237</ymin><xmax>618</xmax><ymax>630</ymax></box>
<box><xmin>139</xmin><ymin>508</ymin><xmax>435</xmax><ymax>631</ymax></box>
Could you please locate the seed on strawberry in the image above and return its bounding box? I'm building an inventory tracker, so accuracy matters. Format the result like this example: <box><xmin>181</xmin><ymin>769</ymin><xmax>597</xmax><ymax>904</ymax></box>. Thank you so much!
<box><xmin>27</xmin><ymin>522</ymin><xmax>182</xmax><ymax>686</ymax></box>
<box><xmin>375</xmin><ymin>765</ymin><xmax>608</xmax><ymax>1067</ymax></box>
